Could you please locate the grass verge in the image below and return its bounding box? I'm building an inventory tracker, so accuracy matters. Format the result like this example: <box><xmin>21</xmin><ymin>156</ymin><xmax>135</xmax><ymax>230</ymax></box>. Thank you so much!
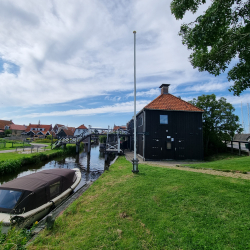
<box><xmin>184</xmin><ymin>154</ymin><xmax>250</xmax><ymax>172</ymax></box>
<box><xmin>0</xmin><ymin>142</ymin><xmax>31</xmax><ymax>151</ymax></box>
<box><xmin>28</xmin><ymin>157</ymin><xmax>250</xmax><ymax>249</ymax></box>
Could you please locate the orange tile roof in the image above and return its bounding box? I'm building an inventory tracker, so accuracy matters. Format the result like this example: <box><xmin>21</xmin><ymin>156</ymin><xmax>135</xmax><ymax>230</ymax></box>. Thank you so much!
<box><xmin>77</xmin><ymin>124</ymin><xmax>87</xmax><ymax>129</ymax></box>
<box><xmin>25</xmin><ymin>124</ymin><xmax>52</xmax><ymax>133</ymax></box>
<box><xmin>67</xmin><ymin>127</ymin><xmax>76</xmax><ymax>133</ymax></box>
<box><xmin>144</xmin><ymin>94</ymin><xmax>203</xmax><ymax>112</ymax></box>
<box><xmin>0</xmin><ymin>120</ymin><xmax>14</xmax><ymax>130</ymax></box>
<box><xmin>62</xmin><ymin>129</ymin><xmax>75</xmax><ymax>136</ymax></box>
<box><xmin>113</xmin><ymin>125</ymin><xmax>127</xmax><ymax>130</ymax></box>
<box><xmin>9</xmin><ymin>124</ymin><xmax>26</xmax><ymax>131</ymax></box>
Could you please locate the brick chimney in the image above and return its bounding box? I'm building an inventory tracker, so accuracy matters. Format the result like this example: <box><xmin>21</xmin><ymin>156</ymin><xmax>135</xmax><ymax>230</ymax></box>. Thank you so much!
<box><xmin>159</xmin><ymin>84</ymin><xmax>170</xmax><ymax>94</ymax></box>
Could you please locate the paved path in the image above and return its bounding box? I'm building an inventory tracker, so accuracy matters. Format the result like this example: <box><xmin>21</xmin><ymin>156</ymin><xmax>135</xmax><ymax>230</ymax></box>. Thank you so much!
<box><xmin>124</xmin><ymin>150</ymin><xmax>250</xmax><ymax>180</ymax></box>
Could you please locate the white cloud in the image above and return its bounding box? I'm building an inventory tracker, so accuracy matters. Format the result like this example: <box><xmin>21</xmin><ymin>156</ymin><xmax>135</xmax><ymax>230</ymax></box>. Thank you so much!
<box><xmin>184</xmin><ymin>82</ymin><xmax>231</xmax><ymax>92</ymax></box>
<box><xmin>221</xmin><ymin>93</ymin><xmax>250</xmax><ymax>106</ymax></box>
<box><xmin>10</xmin><ymin>100</ymin><xmax>149</xmax><ymax>119</ymax></box>
<box><xmin>126</xmin><ymin>88</ymin><xmax>160</xmax><ymax>98</ymax></box>
<box><xmin>0</xmin><ymin>0</ymin><xmax>217</xmax><ymax>109</ymax></box>
<box><xmin>105</xmin><ymin>96</ymin><xmax>121</xmax><ymax>101</ymax></box>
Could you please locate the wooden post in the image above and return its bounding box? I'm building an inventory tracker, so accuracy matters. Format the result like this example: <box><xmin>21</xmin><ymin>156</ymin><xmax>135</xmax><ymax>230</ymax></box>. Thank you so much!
<box><xmin>87</xmin><ymin>136</ymin><xmax>91</xmax><ymax>153</ymax></box>
<box><xmin>118</xmin><ymin>137</ymin><xmax>120</xmax><ymax>153</ymax></box>
<box><xmin>87</xmin><ymin>152</ymin><xmax>90</xmax><ymax>172</ymax></box>
<box><xmin>231</xmin><ymin>141</ymin><xmax>233</xmax><ymax>154</ymax></box>
<box><xmin>239</xmin><ymin>142</ymin><xmax>241</xmax><ymax>156</ymax></box>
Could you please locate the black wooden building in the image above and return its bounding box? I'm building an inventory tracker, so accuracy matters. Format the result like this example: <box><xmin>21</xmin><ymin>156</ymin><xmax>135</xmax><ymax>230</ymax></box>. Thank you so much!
<box><xmin>127</xmin><ymin>84</ymin><xmax>204</xmax><ymax>161</ymax></box>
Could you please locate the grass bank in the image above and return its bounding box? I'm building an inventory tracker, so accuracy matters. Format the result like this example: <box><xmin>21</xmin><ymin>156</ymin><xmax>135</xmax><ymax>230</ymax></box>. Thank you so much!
<box><xmin>184</xmin><ymin>154</ymin><xmax>250</xmax><ymax>172</ymax></box>
<box><xmin>29</xmin><ymin>157</ymin><xmax>250</xmax><ymax>249</ymax></box>
<box><xmin>0</xmin><ymin>145</ymin><xmax>79</xmax><ymax>175</ymax></box>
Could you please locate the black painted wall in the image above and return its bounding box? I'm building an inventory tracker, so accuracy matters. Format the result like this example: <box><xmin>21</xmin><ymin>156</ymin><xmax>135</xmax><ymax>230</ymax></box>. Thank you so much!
<box><xmin>135</xmin><ymin>109</ymin><xmax>203</xmax><ymax>160</ymax></box>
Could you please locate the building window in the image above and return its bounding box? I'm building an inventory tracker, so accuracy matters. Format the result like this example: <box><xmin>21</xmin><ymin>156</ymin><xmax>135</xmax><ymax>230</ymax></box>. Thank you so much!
<box><xmin>160</xmin><ymin>115</ymin><xmax>168</xmax><ymax>124</ymax></box>
<box><xmin>50</xmin><ymin>182</ymin><xmax>60</xmax><ymax>198</ymax></box>
<box><xmin>137</xmin><ymin>117</ymin><xmax>143</xmax><ymax>127</ymax></box>
<box><xmin>166</xmin><ymin>142</ymin><xmax>171</xmax><ymax>149</ymax></box>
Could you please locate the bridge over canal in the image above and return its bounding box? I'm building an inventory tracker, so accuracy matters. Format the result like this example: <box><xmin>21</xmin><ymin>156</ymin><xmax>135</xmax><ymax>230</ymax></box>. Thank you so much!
<box><xmin>52</xmin><ymin>127</ymin><xmax>129</xmax><ymax>155</ymax></box>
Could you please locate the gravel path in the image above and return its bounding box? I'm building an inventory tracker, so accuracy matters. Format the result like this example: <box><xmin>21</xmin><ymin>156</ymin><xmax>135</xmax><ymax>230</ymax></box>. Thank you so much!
<box><xmin>124</xmin><ymin>150</ymin><xmax>250</xmax><ymax>180</ymax></box>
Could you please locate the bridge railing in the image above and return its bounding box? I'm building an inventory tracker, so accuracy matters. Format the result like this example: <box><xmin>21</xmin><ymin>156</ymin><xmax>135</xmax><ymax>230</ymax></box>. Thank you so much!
<box><xmin>52</xmin><ymin>129</ymin><xmax>91</xmax><ymax>149</ymax></box>
<box><xmin>51</xmin><ymin>128</ymin><xmax>128</xmax><ymax>149</ymax></box>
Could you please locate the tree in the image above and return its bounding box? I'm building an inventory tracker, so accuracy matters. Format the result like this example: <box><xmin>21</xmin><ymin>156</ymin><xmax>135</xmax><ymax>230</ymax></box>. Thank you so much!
<box><xmin>4</xmin><ymin>129</ymin><xmax>11</xmax><ymax>137</ymax></box>
<box><xmin>189</xmin><ymin>94</ymin><xmax>243</xmax><ymax>155</ymax></box>
<box><xmin>171</xmin><ymin>0</ymin><xmax>250</xmax><ymax>96</ymax></box>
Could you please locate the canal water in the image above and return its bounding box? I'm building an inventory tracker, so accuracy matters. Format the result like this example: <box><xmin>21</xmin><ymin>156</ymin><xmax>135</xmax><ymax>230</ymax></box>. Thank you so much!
<box><xmin>0</xmin><ymin>145</ymin><xmax>109</xmax><ymax>191</ymax></box>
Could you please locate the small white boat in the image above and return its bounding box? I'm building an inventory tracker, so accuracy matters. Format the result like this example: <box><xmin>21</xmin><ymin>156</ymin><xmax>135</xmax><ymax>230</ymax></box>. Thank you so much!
<box><xmin>0</xmin><ymin>168</ymin><xmax>81</xmax><ymax>233</ymax></box>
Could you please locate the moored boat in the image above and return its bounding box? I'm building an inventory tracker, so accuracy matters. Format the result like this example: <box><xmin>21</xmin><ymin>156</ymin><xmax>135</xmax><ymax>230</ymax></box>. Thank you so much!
<box><xmin>0</xmin><ymin>168</ymin><xmax>81</xmax><ymax>233</ymax></box>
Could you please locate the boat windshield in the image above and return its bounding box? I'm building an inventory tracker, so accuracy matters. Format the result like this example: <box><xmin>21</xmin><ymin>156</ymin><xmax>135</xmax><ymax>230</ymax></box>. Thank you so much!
<box><xmin>0</xmin><ymin>189</ymin><xmax>23</xmax><ymax>209</ymax></box>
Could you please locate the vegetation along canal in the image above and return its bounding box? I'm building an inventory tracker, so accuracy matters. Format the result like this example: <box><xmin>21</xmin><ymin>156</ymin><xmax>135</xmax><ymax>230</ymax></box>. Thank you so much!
<box><xmin>0</xmin><ymin>145</ymin><xmax>110</xmax><ymax>192</ymax></box>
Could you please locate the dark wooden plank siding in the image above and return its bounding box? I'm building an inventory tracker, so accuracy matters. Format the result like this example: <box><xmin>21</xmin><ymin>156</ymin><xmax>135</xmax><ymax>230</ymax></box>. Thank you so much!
<box><xmin>143</xmin><ymin>110</ymin><xmax>203</xmax><ymax>160</ymax></box>
<box><xmin>136</xmin><ymin>112</ymin><xmax>144</xmax><ymax>157</ymax></box>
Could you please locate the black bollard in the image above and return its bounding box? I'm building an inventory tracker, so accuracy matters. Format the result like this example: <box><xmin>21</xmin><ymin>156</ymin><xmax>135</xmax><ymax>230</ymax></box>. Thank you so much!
<box><xmin>46</xmin><ymin>213</ymin><xmax>55</xmax><ymax>229</ymax></box>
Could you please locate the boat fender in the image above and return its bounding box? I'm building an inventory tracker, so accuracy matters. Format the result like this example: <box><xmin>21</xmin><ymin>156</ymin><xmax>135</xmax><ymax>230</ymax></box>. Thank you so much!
<box><xmin>69</xmin><ymin>187</ymin><xmax>74</xmax><ymax>195</ymax></box>
<box><xmin>49</xmin><ymin>200</ymin><xmax>56</xmax><ymax>211</ymax></box>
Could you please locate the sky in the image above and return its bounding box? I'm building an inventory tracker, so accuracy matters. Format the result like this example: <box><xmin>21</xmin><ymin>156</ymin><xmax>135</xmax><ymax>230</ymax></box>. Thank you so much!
<box><xmin>0</xmin><ymin>0</ymin><xmax>250</xmax><ymax>133</ymax></box>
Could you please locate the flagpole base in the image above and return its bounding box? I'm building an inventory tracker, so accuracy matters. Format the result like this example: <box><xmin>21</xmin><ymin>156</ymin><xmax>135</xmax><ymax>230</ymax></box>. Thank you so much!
<box><xmin>132</xmin><ymin>158</ymin><xmax>139</xmax><ymax>173</ymax></box>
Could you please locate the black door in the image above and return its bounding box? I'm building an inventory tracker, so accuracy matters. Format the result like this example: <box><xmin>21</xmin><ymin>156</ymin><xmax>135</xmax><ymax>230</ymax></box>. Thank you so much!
<box><xmin>176</xmin><ymin>139</ymin><xmax>185</xmax><ymax>160</ymax></box>
<box><xmin>150</xmin><ymin>138</ymin><xmax>162</xmax><ymax>159</ymax></box>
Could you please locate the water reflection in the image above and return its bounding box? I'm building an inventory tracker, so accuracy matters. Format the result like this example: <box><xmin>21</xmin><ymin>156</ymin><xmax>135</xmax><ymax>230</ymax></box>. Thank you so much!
<box><xmin>0</xmin><ymin>145</ymin><xmax>111</xmax><ymax>191</ymax></box>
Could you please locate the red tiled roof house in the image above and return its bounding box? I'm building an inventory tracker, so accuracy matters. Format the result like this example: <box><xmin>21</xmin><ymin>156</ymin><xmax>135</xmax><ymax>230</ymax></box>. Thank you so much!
<box><xmin>57</xmin><ymin>127</ymin><xmax>76</xmax><ymax>139</ymax></box>
<box><xmin>8</xmin><ymin>124</ymin><xmax>26</xmax><ymax>136</ymax></box>
<box><xmin>127</xmin><ymin>84</ymin><xmax>204</xmax><ymax>160</ymax></box>
<box><xmin>74</xmin><ymin>124</ymin><xmax>87</xmax><ymax>137</ymax></box>
<box><xmin>24</xmin><ymin>124</ymin><xmax>52</xmax><ymax>137</ymax></box>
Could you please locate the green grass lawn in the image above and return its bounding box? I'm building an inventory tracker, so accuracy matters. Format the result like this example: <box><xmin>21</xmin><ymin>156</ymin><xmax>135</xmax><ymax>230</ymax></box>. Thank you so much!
<box><xmin>184</xmin><ymin>154</ymin><xmax>250</xmax><ymax>172</ymax></box>
<box><xmin>0</xmin><ymin>150</ymin><xmax>56</xmax><ymax>162</ymax></box>
<box><xmin>28</xmin><ymin>157</ymin><xmax>250</xmax><ymax>250</ymax></box>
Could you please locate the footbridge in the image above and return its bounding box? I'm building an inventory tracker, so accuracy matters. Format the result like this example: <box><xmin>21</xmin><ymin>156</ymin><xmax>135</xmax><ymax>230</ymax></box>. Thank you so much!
<box><xmin>52</xmin><ymin>127</ymin><xmax>128</xmax><ymax>154</ymax></box>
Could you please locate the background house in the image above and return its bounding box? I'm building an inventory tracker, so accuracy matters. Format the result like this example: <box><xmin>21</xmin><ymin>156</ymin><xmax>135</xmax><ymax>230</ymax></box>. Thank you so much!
<box><xmin>24</xmin><ymin>123</ymin><xmax>52</xmax><ymax>137</ymax></box>
<box><xmin>128</xmin><ymin>84</ymin><xmax>204</xmax><ymax>161</ymax></box>
<box><xmin>74</xmin><ymin>124</ymin><xmax>87</xmax><ymax>136</ymax></box>
<box><xmin>6</xmin><ymin>124</ymin><xmax>26</xmax><ymax>136</ymax></box>
<box><xmin>53</xmin><ymin>124</ymin><xmax>66</xmax><ymax>134</ymax></box>
<box><xmin>234</xmin><ymin>134</ymin><xmax>250</xmax><ymax>141</ymax></box>
<box><xmin>0</xmin><ymin>120</ymin><xmax>14</xmax><ymax>130</ymax></box>
<box><xmin>57</xmin><ymin>128</ymin><xmax>76</xmax><ymax>139</ymax></box>
<box><xmin>113</xmin><ymin>125</ymin><xmax>127</xmax><ymax>132</ymax></box>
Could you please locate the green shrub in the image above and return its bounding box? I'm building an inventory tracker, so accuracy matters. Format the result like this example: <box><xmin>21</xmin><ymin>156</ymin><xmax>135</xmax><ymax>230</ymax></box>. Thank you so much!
<box><xmin>0</xmin><ymin>223</ymin><xmax>35</xmax><ymax>250</ymax></box>
<box><xmin>99</xmin><ymin>135</ymin><xmax>107</xmax><ymax>143</ymax></box>
<box><xmin>46</xmin><ymin>135</ymin><xmax>52</xmax><ymax>140</ymax></box>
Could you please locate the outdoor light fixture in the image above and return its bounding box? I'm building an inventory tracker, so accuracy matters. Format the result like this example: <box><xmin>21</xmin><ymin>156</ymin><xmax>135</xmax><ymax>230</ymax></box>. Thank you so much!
<box><xmin>132</xmin><ymin>30</ymin><xmax>139</xmax><ymax>173</ymax></box>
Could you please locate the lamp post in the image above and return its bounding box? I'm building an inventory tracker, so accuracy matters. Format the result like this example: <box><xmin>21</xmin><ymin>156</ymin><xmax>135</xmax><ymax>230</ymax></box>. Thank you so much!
<box><xmin>132</xmin><ymin>31</ymin><xmax>139</xmax><ymax>173</ymax></box>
